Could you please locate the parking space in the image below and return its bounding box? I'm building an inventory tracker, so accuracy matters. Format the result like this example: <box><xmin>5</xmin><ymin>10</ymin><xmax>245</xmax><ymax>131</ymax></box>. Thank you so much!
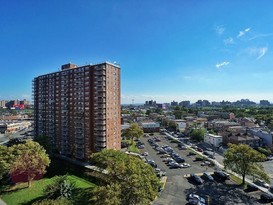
<box><xmin>139</xmin><ymin>133</ymin><xmax>267</xmax><ymax>205</ymax></box>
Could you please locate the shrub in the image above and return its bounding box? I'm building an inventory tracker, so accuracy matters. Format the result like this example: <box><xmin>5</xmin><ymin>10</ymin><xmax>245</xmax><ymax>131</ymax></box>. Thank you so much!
<box><xmin>257</xmin><ymin>147</ymin><xmax>271</xmax><ymax>156</ymax></box>
<box><xmin>44</xmin><ymin>175</ymin><xmax>75</xmax><ymax>199</ymax></box>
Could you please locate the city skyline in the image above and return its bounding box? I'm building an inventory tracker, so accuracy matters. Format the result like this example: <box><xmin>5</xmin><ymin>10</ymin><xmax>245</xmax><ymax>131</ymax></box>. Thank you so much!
<box><xmin>2</xmin><ymin>1</ymin><xmax>273</xmax><ymax>103</ymax></box>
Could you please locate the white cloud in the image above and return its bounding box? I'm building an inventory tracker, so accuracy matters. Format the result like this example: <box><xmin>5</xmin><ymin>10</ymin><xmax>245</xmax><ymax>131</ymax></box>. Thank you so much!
<box><xmin>237</xmin><ymin>27</ymin><xmax>251</xmax><ymax>38</ymax></box>
<box><xmin>215</xmin><ymin>61</ymin><xmax>230</xmax><ymax>68</ymax></box>
<box><xmin>215</xmin><ymin>25</ymin><xmax>225</xmax><ymax>35</ymax></box>
<box><xmin>257</xmin><ymin>47</ymin><xmax>268</xmax><ymax>59</ymax></box>
<box><xmin>224</xmin><ymin>37</ymin><xmax>234</xmax><ymax>45</ymax></box>
<box><xmin>249</xmin><ymin>33</ymin><xmax>273</xmax><ymax>40</ymax></box>
<box><xmin>246</xmin><ymin>46</ymin><xmax>268</xmax><ymax>59</ymax></box>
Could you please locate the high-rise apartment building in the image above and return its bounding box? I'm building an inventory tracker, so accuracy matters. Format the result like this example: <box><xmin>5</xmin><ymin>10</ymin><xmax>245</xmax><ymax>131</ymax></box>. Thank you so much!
<box><xmin>33</xmin><ymin>62</ymin><xmax>121</xmax><ymax>159</ymax></box>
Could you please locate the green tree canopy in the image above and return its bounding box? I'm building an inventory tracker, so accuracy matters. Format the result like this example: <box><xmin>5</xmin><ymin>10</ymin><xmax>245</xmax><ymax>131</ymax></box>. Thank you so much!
<box><xmin>90</xmin><ymin>149</ymin><xmax>159</xmax><ymax>205</ymax></box>
<box><xmin>223</xmin><ymin>143</ymin><xmax>267</xmax><ymax>185</ymax></box>
<box><xmin>122</xmin><ymin>123</ymin><xmax>144</xmax><ymax>144</ymax></box>
<box><xmin>0</xmin><ymin>145</ymin><xmax>12</xmax><ymax>180</ymax></box>
<box><xmin>190</xmin><ymin>128</ymin><xmax>206</xmax><ymax>142</ymax></box>
<box><xmin>92</xmin><ymin>183</ymin><xmax>121</xmax><ymax>205</ymax></box>
<box><xmin>9</xmin><ymin>140</ymin><xmax>51</xmax><ymax>187</ymax></box>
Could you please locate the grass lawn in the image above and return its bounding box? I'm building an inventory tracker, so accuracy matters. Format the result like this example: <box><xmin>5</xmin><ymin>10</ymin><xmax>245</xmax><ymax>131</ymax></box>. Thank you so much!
<box><xmin>128</xmin><ymin>142</ymin><xmax>140</xmax><ymax>153</ymax></box>
<box><xmin>230</xmin><ymin>174</ymin><xmax>243</xmax><ymax>185</ymax></box>
<box><xmin>0</xmin><ymin>175</ymin><xmax>96</xmax><ymax>205</ymax></box>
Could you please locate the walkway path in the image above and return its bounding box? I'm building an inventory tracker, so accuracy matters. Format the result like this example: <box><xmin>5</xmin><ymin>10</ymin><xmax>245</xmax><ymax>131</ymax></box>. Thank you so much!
<box><xmin>0</xmin><ymin>198</ymin><xmax>6</xmax><ymax>205</ymax></box>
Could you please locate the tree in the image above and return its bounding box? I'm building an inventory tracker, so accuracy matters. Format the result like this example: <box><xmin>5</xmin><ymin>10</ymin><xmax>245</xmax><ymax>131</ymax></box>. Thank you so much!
<box><xmin>90</xmin><ymin>149</ymin><xmax>159</xmax><ymax>205</ymax></box>
<box><xmin>223</xmin><ymin>143</ymin><xmax>267</xmax><ymax>185</ymax></box>
<box><xmin>0</xmin><ymin>145</ymin><xmax>12</xmax><ymax>180</ymax></box>
<box><xmin>168</xmin><ymin>121</ymin><xmax>178</xmax><ymax>131</ymax></box>
<box><xmin>122</xmin><ymin>123</ymin><xmax>144</xmax><ymax>144</ymax></box>
<box><xmin>92</xmin><ymin>183</ymin><xmax>121</xmax><ymax>205</ymax></box>
<box><xmin>9</xmin><ymin>140</ymin><xmax>51</xmax><ymax>187</ymax></box>
<box><xmin>190</xmin><ymin>128</ymin><xmax>206</xmax><ymax>142</ymax></box>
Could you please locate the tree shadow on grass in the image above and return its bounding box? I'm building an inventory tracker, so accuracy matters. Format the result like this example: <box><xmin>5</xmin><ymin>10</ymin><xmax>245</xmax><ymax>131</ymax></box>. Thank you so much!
<box><xmin>20</xmin><ymin>187</ymin><xmax>96</xmax><ymax>205</ymax></box>
<box><xmin>0</xmin><ymin>183</ymin><xmax>28</xmax><ymax>194</ymax></box>
<box><xmin>21</xmin><ymin>196</ymin><xmax>45</xmax><ymax>205</ymax></box>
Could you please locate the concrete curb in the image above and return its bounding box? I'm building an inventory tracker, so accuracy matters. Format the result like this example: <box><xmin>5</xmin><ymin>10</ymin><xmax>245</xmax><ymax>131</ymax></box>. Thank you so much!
<box><xmin>0</xmin><ymin>198</ymin><xmax>6</xmax><ymax>205</ymax></box>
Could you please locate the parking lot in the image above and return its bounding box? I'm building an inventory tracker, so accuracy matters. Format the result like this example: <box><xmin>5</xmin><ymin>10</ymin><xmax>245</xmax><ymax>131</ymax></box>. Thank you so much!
<box><xmin>139</xmin><ymin>133</ymin><xmax>268</xmax><ymax>205</ymax></box>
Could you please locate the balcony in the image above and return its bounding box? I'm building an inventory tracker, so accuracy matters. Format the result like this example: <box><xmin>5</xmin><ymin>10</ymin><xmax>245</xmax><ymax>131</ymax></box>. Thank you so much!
<box><xmin>94</xmin><ymin>114</ymin><xmax>106</xmax><ymax>120</ymax></box>
<box><xmin>94</xmin><ymin>70</ymin><xmax>106</xmax><ymax>76</ymax></box>
<box><xmin>94</xmin><ymin>126</ymin><xmax>106</xmax><ymax>131</ymax></box>
<box><xmin>95</xmin><ymin>130</ymin><xmax>106</xmax><ymax>135</ymax></box>
<box><xmin>96</xmin><ymin>136</ymin><xmax>106</xmax><ymax>141</ymax></box>
<box><xmin>96</xmin><ymin>142</ymin><xmax>106</xmax><ymax>147</ymax></box>
<box><xmin>95</xmin><ymin>121</ymin><xmax>106</xmax><ymax>126</ymax></box>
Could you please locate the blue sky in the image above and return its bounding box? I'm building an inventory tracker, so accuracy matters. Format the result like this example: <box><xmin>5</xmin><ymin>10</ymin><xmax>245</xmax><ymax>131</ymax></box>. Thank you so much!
<box><xmin>1</xmin><ymin>1</ymin><xmax>273</xmax><ymax>104</ymax></box>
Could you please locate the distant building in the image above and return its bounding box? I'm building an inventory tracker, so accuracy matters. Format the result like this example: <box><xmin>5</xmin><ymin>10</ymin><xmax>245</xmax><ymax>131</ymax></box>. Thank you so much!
<box><xmin>225</xmin><ymin>133</ymin><xmax>261</xmax><ymax>148</ymax></box>
<box><xmin>0</xmin><ymin>100</ymin><xmax>7</xmax><ymax>108</ymax></box>
<box><xmin>260</xmin><ymin>100</ymin><xmax>270</xmax><ymax>106</ymax></box>
<box><xmin>204</xmin><ymin>133</ymin><xmax>223</xmax><ymax>147</ymax></box>
<box><xmin>248</xmin><ymin>128</ymin><xmax>272</xmax><ymax>146</ymax></box>
<box><xmin>179</xmin><ymin>101</ymin><xmax>190</xmax><ymax>107</ymax></box>
<box><xmin>173</xmin><ymin>119</ymin><xmax>187</xmax><ymax>131</ymax></box>
<box><xmin>171</xmin><ymin>100</ymin><xmax>178</xmax><ymax>106</ymax></box>
<box><xmin>139</xmin><ymin>122</ymin><xmax>160</xmax><ymax>133</ymax></box>
<box><xmin>145</xmin><ymin>100</ymin><xmax>157</xmax><ymax>106</ymax></box>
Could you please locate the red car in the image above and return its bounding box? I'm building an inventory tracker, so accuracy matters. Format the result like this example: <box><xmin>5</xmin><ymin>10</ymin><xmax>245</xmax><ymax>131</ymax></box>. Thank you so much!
<box><xmin>197</xmin><ymin>147</ymin><xmax>203</xmax><ymax>152</ymax></box>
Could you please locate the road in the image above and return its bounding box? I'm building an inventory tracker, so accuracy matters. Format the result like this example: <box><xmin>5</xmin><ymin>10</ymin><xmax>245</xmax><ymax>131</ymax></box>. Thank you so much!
<box><xmin>0</xmin><ymin>127</ymin><xmax>33</xmax><ymax>144</ymax></box>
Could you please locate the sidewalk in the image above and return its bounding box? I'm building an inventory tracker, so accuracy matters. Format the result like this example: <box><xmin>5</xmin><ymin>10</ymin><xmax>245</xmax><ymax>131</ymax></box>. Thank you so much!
<box><xmin>0</xmin><ymin>198</ymin><xmax>6</xmax><ymax>205</ymax></box>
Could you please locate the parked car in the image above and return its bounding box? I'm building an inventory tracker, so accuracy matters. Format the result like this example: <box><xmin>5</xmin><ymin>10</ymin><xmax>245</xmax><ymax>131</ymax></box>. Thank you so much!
<box><xmin>187</xmin><ymin>193</ymin><xmax>206</xmax><ymax>205</ymax></box>
<box><xmin>190</xmin><ymin>174</ymin><xmax>203</xmax><ymax>185</ymax></box>
<box><xmin>188</xmin><ymin>151</ymin><xmax>196</xmax><ymax>156</ymax></box>
<box><xmin>260</xmin><ymin>193</ymin><xmax>273</xmax><ymax>203</ymax></box>
<box><xmin>201</xmin><ymin>161</ymin><xmax>211</xmax><ymax>166</ymax></box>
<box><xmin>246</xmin><ymin>183</ymin><xmax>259</xmax><ymax>192</ymax></box>
<box><xmin>203</xmin><ymin>172</ymin><xmax>214</xmax><ymax>182</ymax></box>
<box><xmin>213</xmin><ymin>171</ymin><xmax>229</xmax><ymax>181</ymax></box>
<box><xmin>163</xmin><ymin>158</ymin><xmax>174</xmax><ymax>163</ymax></box>
<box><xmin>169</xmin><ymin>161</ymin><xmax>181</xmax><ymax>169</ymax></box>
<box><xmin>174</xmin><ymin>157</ymin><xmax>185</xmax><ymax>163</ymax></box>
<box><xmin>195</xmin><ymin>157</ymin><xmax>204</xmax><ymax>161</ymax></box>
<box><xmin>138</xmin><ymin>145</ymin><xmax>145</xmax><ymax>149</ymax></box>
<box><xmin>197</xmin><ymin>147</ymin><xmax>203</xmax><ymax>152</ymax></box>
<box><xmin>181</xmin><ymin>163</ymin><xmax>191</xmax><ymax>168</ymax></box>
<box><xmin>208</xmin><ymin>154</ymin><xmax>215</xmax><ymax>159</ymax></box>
<box><xmin>147</xmin><ymin>160</ymin><xmax>157</xmax><ymax>168</ymax></box>
<box><xmin>141</xmin><ymin>152</ymin><xmax>149</xmax><ymax>156</ymax></box>
<box><xmin>254</xmin><ymin>179</ymin><xmax>270</xmax><ymax>188</ymax></box>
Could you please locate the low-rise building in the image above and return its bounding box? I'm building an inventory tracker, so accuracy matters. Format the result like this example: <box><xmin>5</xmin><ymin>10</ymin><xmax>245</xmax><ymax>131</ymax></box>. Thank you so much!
<box><xmin>174</xmin><ymin>120</ymin><xmax>187</xmax><ymax>131</ymax></box>
<box><xmin>248</xmin><ymin>128</ymin><xmax>272</xmax><ymax>146</ymax></box>
<box><xmin>139</xmin><ymin>122</ymin><xmax>160</xmax><ymax>133</ymax></box>
<box><xmin>204</xmin><ymin>133</ymin><xmax>223</xmax><ymax>147</ymax></box>
<box><xmin>224</xmin><ymin>133</ymin><xmax>261</xmax><ymax>147</ymax></box>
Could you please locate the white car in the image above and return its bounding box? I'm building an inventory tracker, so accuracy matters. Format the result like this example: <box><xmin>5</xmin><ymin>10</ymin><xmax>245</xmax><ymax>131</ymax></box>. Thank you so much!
<box><xmin>254</xmin><ymin>179</ymin><xmax>270</xmax><ymax>189</ymax></box>
<box><xmin>187</xmin><ymin>193</ymin><xmax>206</xmax><ymax>205</ymax></box>
<box><xmin>141</xmin><ymin>152</ymin><xmax>148</xmax><ymax>156</ymax></box>
<box><xmin>181</xmin><ymin>163</ymin><xmax>191</xmax><ymax>168</ymax></box>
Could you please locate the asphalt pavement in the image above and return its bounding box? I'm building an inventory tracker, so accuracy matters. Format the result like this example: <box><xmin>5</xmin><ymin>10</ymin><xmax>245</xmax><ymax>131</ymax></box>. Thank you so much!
<box><xmin>139</xmin><ymin>133</ymin><xmax>266</xmax><ymax>205</ymax></box>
